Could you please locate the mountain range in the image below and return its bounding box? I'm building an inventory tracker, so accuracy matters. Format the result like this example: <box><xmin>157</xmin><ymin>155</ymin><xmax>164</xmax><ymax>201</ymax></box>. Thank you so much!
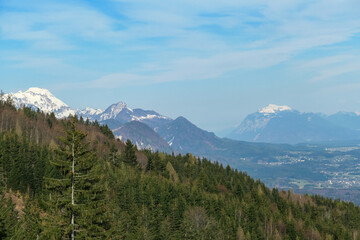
<box><xmin>228</xmin><ymin>104</ymin><xmax>360</xmax><ymax>144</ymax></box>
<box><xmin>5</xmin><ymin>88</ymin><xmax>360</xmax><ymax>158</ymax></box>
<box><xmin>5</xmin><ymin>87</ymin><xmax>360</xmax><ymax>204</ymax></box>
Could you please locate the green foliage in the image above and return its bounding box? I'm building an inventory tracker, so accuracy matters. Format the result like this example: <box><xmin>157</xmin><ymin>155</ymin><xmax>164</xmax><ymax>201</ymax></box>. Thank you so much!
<box><xmin>122</xmin><ymin>139</ymin><xmax>138</xmax><ymax>166</ymax></box>
<box><xmin>99</xmin><ymin>124</ymin><xmax>114</xmax><ymax>139</ymax></box>
<box><xmin>44</xmin><ymin>121</ymin><xmax>109</xmax><ymax>239</ymax></box>
<box><xmin>0</xmin><ymin>131</ymin><xmax>51</xmax><ymax>195</ymax></box>
<box><xmin>0</xmin><ymin>104</ymin><xmax>360</xmax><ymax>239</ymax></box>
<box><xmin>0</xmin><ymin>195</ymin><xmax>18</xmax><ymax>239</ymax></box>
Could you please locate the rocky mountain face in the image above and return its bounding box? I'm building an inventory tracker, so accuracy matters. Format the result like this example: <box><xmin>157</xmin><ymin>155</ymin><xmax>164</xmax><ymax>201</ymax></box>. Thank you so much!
<box><xmin>228</xmin><ymin>104</ymin><xmax>360</xmax><ymax>144</ymax></box>
<box><xmin>76</xmin><ymin>101</ymin><xmax>172</xmax><ymax>132</ymax></box>
<box><xmin>157</xmin><ymin>116</ymin><xmax>222</xmax><ymax>152</ymax></box>
<box><xmin>113</xmin><ymin>121</ymin><xmax>172</xmax><ymax>153</ymax></box>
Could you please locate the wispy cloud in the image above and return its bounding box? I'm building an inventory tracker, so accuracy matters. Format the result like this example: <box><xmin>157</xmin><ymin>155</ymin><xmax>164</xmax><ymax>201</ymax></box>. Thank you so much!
<box><xmin>1</xmin><ymin>0</ymin><xmax>360</xmax><ymax>87</ymax></box>
<box><xmin>0</xmin><ymin>1</ymin><xmax>124</xmax><ymax>51</ymax></box>
<box><xmin>90</xmin><ymin>47</ymin><xmax>291</xmax><ymax>88</ymax></box>
<box><xmin>87</xmin><ymin>0</ymin><xmax>360</xmax><ymax>86</ymax></box>
<box><xmin>310</xmin><ymin>61</ymin><xmax>360</xmax><ymax>82</ymax></box>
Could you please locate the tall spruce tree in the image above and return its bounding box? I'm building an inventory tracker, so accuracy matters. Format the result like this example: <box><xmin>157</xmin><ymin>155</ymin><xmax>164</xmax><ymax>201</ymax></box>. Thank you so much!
<box><xmin>43</xmin><ymin>120</ymin><xmax>108</xmax><ymax>239</ymax></box>
<box><xmin>122</xmin><ymin>139</ymin><xmax>137</xmax><ymax>167</ymax></box>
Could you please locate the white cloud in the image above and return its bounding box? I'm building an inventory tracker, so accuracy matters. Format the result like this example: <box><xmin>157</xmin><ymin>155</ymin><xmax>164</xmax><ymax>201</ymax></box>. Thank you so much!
<box><xmin>3</xmin><ymin>54</ymin><xmax>66</xmax><ymax>69</ymax></box>
<box><xmin>0</xmin><ymin>2</ymin><xmax>125</xmax><ymax>51</ymax></box>
<box><xmin>90</xmin><ymin>46</ymin><xmax>291</xmax><ymax>88</ymax></box>
<box><xmin>310</xmin><ymin>61</ymin><xmax>360</xmax><ymax>82</ymax></box>
<box><xmin>300</xmin><ymin>55</ymin><xmax>354</xmax><ymax>69</ymax></box>
<box><xmin>1</xmin><ymin>0</ymin><xmax>360</xmax><ymax>87</ymax></box>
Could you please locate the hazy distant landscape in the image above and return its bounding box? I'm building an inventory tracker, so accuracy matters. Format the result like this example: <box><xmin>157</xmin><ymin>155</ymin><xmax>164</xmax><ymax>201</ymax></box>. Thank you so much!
<box><xmin>1</xmin><ymin>0</ymin><xmax>360</xmax><ymax>239</ymax></box>
<box><xmin>5</xmin><ymin>87</ymin><xmax>360</xmax><ymax>205</ymax></box>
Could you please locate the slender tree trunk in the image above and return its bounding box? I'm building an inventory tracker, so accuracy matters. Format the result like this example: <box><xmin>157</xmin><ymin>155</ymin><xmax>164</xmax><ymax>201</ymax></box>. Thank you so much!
<box><xmin>71</xmin><ymin>133</ymin><xmax>75</xmax><ymax>240</ymax></box>
<box><xmin>0</xmin><ymin>112</ymin><xmax>3</xmax><ymax>132</ymax></box>
<box><xmin>35</xmin><ymin>127</ymin><xmax>39</xmax><ymax>145</ymax></box>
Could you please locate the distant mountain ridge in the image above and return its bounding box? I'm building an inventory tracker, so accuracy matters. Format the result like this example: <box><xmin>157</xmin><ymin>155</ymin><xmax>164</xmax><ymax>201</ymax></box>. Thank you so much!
<box><xmin>327</xmin><ymin>111</ymin><xmax>360</xmax><ymax>131</ymax></box>
<box><xmin>6</xmin><ymin>87</ymin><xmax>173</xmax><ymax>151</ymax></box>
<box><xmin>113</xmin><ymin>121</ymin><xmax>172</xmax><ymax>153</ymax></box>
<box><xmin>6</xmin><ymin>88</ymin><xmax>360</xmax><ymax>156</ymax></box>
<box><xmin>6</xmin><ymin>88</ymin><xmax>171</xmax><ymax>128</ymax></box>
<box><xmin>228</xmin><ymin>104</ymin><xmax>360</xmax><ymax>144</ymax></box>
<box><xmin>6</xmin><ymin>87</ymin><xmax>360</xmax><ymax>206</ymax></box>
<box><xmin>97</xmin><ymin>102</ymin><xmax>171</xmax><ymax>130</ymax></box>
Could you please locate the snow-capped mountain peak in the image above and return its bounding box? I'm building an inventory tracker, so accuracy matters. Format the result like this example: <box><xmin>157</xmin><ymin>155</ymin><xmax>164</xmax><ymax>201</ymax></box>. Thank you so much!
<box><xmin>99</xmin><ymin>101</ymin><xmax>133</xmax><ymax>121</ymax></box>
<box><xmin>114</xmin><ymin>101</ymin><xmax>132</xmax><ymax>112</ymax></box>
<box><xmin>7</xmin><ymin>87</ymin><xmax>172</xmax><ymax>135</ymax></box>
<box><xmin>26</xmin><ymin>87</ymin><xmax>52</xmax><ymax>95</ymax></box>
<box><xmin>6</xmin><ymin>87</ymin><xmax>75</xmax><ymax>118</ymax></box>
<box><xmin>259</xmin><ymin>104</ymin><xmax>292</xmax><ymax>114</ymax></box>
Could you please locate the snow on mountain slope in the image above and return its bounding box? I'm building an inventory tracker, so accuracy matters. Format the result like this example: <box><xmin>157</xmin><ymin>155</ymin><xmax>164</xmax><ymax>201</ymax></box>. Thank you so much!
<box><xmin>99</xmin><ymin>102</ymin><xmax>170</xmax><ymax>122</ymax></box>
<box><xmin>99</xmin><ymin>102</ymin><xmax>133</xmax><ymax>121</ymax></box>
<box><xmin>6</xmin><ymin>87</ymin><xmax>171</xmax><ymax>131</ymax></box>
<box><xmin>228</xmin><ymin>103</ymin><xmax>298</xmax><ymax>142</ymax></box>
<box><xmin>230</xmin><ymin>104</ymin><xmax>294</xmax><ymax>137</ymax></box>
<box><xmin>76</xmin><ymin>107</ymin><xmax>104</xmax><ymax>121</ymax></box>
<box><xmin>94</xmin><ymin>101</ymin><xmax>172</xmax><ymax>130</ymax></box>
<box><xmin>259</xmin><ymin>104</ymin><xmax>292</xmax><ymax>114</ymax></box>
<box><xmin>77</xmin><ymin>107</ymin><xmax>103</xmax><ymax>116</ymax></box>
<box><xmin>5</xmin><ymin>87</ymin><xmax>75</xmax><ymax>118</ymax></box>
<box><xmin>228</xmin><ymin>104</ymin><xmax>360</xmax><ymax>144</ymax></box>
<box><xmin>131</xmin><ymin>114</ymin><xmax>169</xmax><ymax>121</ymax></box>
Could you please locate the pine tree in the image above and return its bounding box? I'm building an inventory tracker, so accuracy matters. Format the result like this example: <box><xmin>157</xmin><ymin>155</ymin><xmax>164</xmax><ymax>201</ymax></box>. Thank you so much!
<box><xmin>145</xmin><ymin>155</ymin><xmax>153</xmax><ymax>172</ymax></box>
<box><xmin>122</xmin><ymin>139</ymin><xmax>137</xmax><ymax>167</ymax></box>
<box><xmin>44</xmin><ymin>120</ymin><xmax>108</xmax><ymax>239</ymax></box>
<box><xmin>109</xmin><ymin>143</ymin><xmax>118</xmax><ymax>165</ymax></box>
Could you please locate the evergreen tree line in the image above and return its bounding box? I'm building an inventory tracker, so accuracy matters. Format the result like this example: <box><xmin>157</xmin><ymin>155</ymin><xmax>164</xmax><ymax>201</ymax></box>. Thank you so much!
<box><xmin>0</xmin><ymin>97</ymin><xmax>360</xmax><ymax>239</ymax></box>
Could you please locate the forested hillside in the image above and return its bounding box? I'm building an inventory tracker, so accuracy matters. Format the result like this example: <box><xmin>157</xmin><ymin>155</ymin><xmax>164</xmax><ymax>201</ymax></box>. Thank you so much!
<box><xmin>1</xmin><ymin>96</ymin><xmax>360</xmax><ymax>239</ymax></box>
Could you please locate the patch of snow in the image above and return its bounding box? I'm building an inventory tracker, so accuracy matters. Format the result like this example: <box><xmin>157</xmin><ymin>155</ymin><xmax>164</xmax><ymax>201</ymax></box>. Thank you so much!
<box><xmin>57</xmin><ymin>109</ymin><xmax>77</xmax><ymax>119</ymax></box>
<box><xmin>131</xmin><ymin>114</ymin><xmax>169</xmax><ymax>121</ymax></box>
<box><xmin>168</xmin><ymin>136</ymin><xmax>175</xmax><ymax>146</ymax></box>
<box><xmin>78</xmin><ymin>107</ymin><xmax>103</xmax><ymax>115</ymax></box>
<box><xmin>259</xmin><ymin>104</ymin><xmax>292</xmax><ymax>114</ymax></box>
<box><xmin>253</xmin><ymin>133</ymin><xmax>261</xmax><ymax>141</ymax></box>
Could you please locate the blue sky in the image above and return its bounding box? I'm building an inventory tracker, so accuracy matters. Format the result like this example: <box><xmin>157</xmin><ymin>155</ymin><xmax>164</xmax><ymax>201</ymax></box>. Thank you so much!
<box><xmin>1</xmin><ymin>0</ymin><xmax>360</xmax><ymax>134</ymax></box>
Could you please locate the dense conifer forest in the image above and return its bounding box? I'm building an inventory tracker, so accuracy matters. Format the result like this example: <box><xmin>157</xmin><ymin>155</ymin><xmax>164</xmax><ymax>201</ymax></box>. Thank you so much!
<box><xmin>1</xmin><ymin>95</ymin><xmax>360</xmax><ymax>239</ymax></box>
